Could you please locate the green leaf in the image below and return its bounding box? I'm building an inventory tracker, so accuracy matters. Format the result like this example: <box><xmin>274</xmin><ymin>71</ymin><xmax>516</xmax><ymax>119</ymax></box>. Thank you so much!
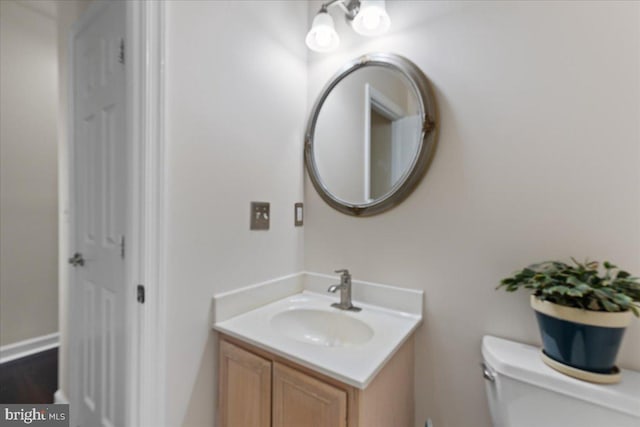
<box><xmin>566</xmin><ymin>288</ymin><xmax>584</xmax><ymax>297</ymax></box>
<box><xmin>617</xmin><ymin>271</ymin><xmax>631</xmax><ymax>279</ymax></box>
<box><xmin>613</xmin><ymin>293</ymin><xmax>632</xmax><ymax>306</ymax></box>
<box><xmin>575</xmin><ymin>283</ymin><xmax>593</xmax><ymax>293</ymax></box>
<box><xmin>594</xmin><ymin>288</ymin><xmax>615</xmax><ymax>299</ymax></box>
<box><xmin>566</xmin><ymin>276</ymin><xmax>586</xmax><ymax>287</ymax></box>
<box><xmin>544</xmin><ymin>285</ymin><xmax>571</xmax><ymax>295</ymax></box>
<box><xmin>601</xmin><ymin>300</ymin><xmax>621</xmax><ymax>312</ymax></box>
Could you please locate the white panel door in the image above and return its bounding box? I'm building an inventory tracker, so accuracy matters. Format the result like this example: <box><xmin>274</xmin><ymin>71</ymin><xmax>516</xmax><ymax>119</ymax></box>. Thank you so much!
<box><xmin>71</xmin><ymin>2</ymin><xmax>127</xmax><ymax>426</ymax></box>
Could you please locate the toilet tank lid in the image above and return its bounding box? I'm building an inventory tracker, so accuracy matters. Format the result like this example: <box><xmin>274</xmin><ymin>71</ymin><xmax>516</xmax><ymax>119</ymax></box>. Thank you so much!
<box><xmin>482</xmin><ymin>335</ymin><xmax>640</xmax><ymax>418</ymax></box>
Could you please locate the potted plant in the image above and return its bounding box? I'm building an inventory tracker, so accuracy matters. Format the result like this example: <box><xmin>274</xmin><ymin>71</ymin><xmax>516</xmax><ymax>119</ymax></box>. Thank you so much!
<box><xmin>498</xmin><ymin>258</ymin><xmax>640</xmax><ymax>382</ymax></box>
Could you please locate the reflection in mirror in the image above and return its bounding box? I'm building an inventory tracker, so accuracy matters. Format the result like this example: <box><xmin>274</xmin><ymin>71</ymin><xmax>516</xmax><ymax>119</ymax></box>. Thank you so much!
<box><xmin>367</xmin><ymin>82</ymin><xmax>421</xmax><ymax>200</ymax></box>
<box><xmin>305</xmin><ymin>53</ymin><xmax>438</xmax><ymax>216</ymax></box>
<box><xmin>314</xmin><ymin>67</ymin><xmax>420</xmax><ymax>204</ymax></box>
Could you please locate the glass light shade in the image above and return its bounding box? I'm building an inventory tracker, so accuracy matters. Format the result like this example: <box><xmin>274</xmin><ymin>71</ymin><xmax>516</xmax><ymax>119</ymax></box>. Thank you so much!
<box><xmin>352</xmin><ymin>0</ymin><xmax>391</xmax><ymax>36</ymax></box>
<box><xmin>306</xmin><ymin>12</ymin><xmax>340</xmax><ymax>52</ymax></box>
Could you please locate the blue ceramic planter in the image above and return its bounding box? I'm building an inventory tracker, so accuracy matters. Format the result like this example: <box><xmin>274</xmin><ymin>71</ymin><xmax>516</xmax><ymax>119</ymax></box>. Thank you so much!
<box><xmin>535</xmin><ymin>311</ymin><xmax>626</xmax><ymax>373</ymax></box>
<box><xmin>530</xmin><ymin>296</ymin><xmax>632</xmax><ymax>374</ymax></box>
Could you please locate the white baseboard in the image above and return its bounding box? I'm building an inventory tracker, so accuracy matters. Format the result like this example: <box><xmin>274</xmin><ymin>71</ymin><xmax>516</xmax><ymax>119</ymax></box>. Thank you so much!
<box><xmin>54</xmin><ymin>389</ymin><xmax>68</xmax><ymax>404</ymax></box>
<box><xmin>0</xmin><ymin>332</ymin><xmax>60</xmax><ymax>364</ymax></box>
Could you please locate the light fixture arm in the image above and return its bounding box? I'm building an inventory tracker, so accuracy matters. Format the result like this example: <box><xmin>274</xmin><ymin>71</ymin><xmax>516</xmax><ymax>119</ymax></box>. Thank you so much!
<box><xmin>318</xmin><ymin>0</ymin><xmax>360</xmax><ymax>20</ymax></box>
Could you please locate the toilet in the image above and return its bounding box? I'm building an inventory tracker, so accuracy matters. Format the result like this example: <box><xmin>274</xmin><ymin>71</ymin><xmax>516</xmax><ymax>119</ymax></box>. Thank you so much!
<box><xmin>481</xmin><ymin>335</ymin><xmax>640</xmax><ymax>427</ymax></box>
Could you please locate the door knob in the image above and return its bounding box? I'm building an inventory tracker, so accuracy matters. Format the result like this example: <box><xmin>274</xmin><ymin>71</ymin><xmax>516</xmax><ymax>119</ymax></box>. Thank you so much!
<box><xmin>68</xmin><ymin>252</ymin><xmax>85</xmax><ymax>267</ymax></box>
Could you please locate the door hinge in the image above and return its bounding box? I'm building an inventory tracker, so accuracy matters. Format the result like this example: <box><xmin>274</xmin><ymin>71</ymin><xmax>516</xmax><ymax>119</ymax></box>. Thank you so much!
<box><xmin>118</xmin><ymin>38</ymin><xmax>125</xmax><ymax>64</ymax></box>
<box><xmin>120</xmin><ymin>235</ymin><xmax>125</xmax><ymax>259</ymax></box>
<box><xmin>137</xmin><ymin>285</ymin><xmax>145</xmax><ymax>304</ymax></box>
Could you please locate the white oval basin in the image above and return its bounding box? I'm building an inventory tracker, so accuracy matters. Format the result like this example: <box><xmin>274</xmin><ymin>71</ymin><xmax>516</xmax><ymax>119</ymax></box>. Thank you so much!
<box><xmin>270</xmin><ymin>309</ymin><xmax>374</xmax><ymax>347</ymax></box>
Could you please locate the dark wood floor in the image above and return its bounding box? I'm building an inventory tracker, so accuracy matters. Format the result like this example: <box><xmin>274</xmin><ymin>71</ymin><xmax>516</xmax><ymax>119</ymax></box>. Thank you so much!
<box><xmin>0</xmin><ymin>348</ymin><xmax>58</xmax><ymax>403</ymax></box>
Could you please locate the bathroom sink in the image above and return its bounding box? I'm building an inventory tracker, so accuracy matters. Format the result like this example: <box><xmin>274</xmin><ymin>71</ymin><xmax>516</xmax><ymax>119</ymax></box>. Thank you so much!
<box><xmin>214</xmin><ymin>289</ymin><xmax>423</xmax><ymax>388</ymax></box>
<box><xmin>270</xmin><ymin>308</ymin><xmax>374</xmax><ymax>347</ymax></box>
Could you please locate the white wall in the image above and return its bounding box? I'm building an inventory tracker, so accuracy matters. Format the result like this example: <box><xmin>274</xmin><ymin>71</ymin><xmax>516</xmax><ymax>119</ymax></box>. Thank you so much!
<box><xmin>304</xmin><ymin>1</ymin><xmax>640</xmax><ymax>426</ymax></box>
<box><xmin>163</xmin><ymin>1</ymin><xmax>308</xmax><ymax>426</ymax></box>
<box><xmin>0</xmin><ymin>0</ymin><xmax>58</xmax><ymax>347</ymax></box>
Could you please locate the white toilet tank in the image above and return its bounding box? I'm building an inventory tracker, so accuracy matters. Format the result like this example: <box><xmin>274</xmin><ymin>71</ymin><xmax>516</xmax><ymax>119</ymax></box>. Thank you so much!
<box><xmin>482</xmin><ymin>335</ymin><xmax>640</xmax><ymax>427</ymax></box>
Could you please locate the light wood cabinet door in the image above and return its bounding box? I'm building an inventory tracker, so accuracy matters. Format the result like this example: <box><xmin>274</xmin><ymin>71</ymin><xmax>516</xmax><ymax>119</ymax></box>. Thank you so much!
<box><xmin>273</xmin><ymin>362</ymin><xmax>347</xmax><ymax>427</ymax></box>
<box><xmin>218</xmin><ymin>340</ymin><xmax>271</xmax><ymax>427</ymax></box>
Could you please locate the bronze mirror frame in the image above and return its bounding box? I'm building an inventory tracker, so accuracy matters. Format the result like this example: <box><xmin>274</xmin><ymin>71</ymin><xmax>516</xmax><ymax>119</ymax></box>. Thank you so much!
<box><xmin>304</xmin><ymin>52</ymin><xmax>439</xmax><ymax>216</ymax></box>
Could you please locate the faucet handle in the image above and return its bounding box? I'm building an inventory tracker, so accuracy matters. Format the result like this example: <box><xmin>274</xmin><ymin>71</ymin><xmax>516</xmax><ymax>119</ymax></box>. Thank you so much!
<box><xmin>334</xmin><ymin>269</ymin><xmax>350</xmax><ymax>276</ymax></box>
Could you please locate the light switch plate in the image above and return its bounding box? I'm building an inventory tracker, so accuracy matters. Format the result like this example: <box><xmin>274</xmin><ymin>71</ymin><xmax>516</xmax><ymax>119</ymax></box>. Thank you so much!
<box><xmin>294</xmin><ymin>203</ymin><xmax>303</xmax><ymax>226</ymax></box>
<box><xmin>250</xmin><ymin>202</ymin><xmax>270</xmax><ymax>230</ymax></box>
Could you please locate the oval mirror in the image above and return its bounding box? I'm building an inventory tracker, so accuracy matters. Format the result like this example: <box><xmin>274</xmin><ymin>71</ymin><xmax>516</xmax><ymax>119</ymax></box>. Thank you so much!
<box><xmin>305</xmin><ymin>53</ymin><xmax>438</xmax><ymax>216</ymax></box>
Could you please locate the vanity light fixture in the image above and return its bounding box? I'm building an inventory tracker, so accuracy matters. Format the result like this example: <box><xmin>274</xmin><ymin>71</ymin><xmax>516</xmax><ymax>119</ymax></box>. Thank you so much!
<box><xmin>351</xmin><ymin>0</ymin><xmax>391</xmax><ymax>36</ymax></box>
<box><xmin>306</xmin><ymin>0</ymin><xmax>391</xmax><ymax>53</ymax></box>
<box><xmin>306</xmin><ymin>7</ymin><xmax>340</xmax><ymax>52</ymax></box>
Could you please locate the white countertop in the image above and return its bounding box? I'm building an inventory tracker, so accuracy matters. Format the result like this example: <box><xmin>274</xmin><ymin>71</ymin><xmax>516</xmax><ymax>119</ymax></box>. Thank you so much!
<box><xmin>214</xmin><ymin>289</ymin><xmax>422</xmax><ymax>389</ymax></box>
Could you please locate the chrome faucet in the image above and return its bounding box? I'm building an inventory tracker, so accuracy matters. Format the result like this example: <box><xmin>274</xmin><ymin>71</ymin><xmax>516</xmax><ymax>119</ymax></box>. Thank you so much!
<box><xmin>327</xmin><ymin>269</ymin><xmax>361</xmax><ymax>312</ymax></box>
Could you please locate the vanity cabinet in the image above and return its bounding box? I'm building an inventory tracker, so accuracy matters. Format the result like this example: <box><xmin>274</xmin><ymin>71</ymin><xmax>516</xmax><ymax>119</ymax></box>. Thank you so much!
<box><xmin>218</xmin><ymin>340</ymin><xmax>271</xmax><ymax>427</ymax></box>
<box><xmin>217</xmin><ymin>334</ymin><xmax>414</xmax><ymax>427</ymax></box>
<box><xmin>218</xmin><ymin>341</ymin><xmax>271</xmax><ymax>427</ymax></box>
<box><xmin>273</xmin><ymin>362</ymin><xmax>347</xmax><ymax>427</ymax></box>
